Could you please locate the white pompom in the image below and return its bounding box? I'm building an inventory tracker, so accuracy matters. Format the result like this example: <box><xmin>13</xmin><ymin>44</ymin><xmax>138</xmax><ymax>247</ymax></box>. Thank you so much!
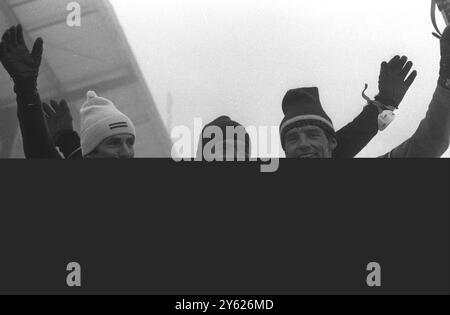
<box><xmin>87</xmin><ymin>91</ymin><xmax>97</xmax><ymax>99</ymax></box>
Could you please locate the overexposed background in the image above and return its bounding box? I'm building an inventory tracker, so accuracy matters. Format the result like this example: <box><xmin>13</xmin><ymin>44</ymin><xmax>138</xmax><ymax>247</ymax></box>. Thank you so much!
<box><xmin>110</xmin><ymin>0</ymin><xmax>448</xmax><ymax>157</ymax></box>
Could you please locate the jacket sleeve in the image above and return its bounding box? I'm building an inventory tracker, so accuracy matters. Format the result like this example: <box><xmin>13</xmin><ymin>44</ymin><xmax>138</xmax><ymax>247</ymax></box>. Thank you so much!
<box><xmin>333</xmin><ymin>104</ymin><xmax>379</xmax><ymax>158</ymax></box>
<box><xmin>56</xmin><ymin>130</ymin><xmax>82</xmax><ymax>159</ymax></box>
<box><xmin>15</xmin><ymin>83</ymin><xmax>62</xmax><ymax>159</ymax></box>
<box><xmin>384</xmin><ymin>85</ymin><xmax>450</xmax><ymax>158</ymax></box>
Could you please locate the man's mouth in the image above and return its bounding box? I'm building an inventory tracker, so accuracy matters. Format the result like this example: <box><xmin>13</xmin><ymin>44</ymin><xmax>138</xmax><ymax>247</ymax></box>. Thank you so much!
<box><xmin>298</xmin><ymin>153</ymin><xmax>318</xmax><ymax>158</ymax></box>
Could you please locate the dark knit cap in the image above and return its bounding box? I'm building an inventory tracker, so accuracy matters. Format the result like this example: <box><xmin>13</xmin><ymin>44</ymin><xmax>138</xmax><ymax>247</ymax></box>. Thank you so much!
<box><xmin>197</xmin><ymin>116</ymin><xmax>251</xmax><ymax>158</ymax></box>
<box><xmin>280</xmin><ymin>87</ymin><xmax>336</xmax><ymax>149</ymax></box>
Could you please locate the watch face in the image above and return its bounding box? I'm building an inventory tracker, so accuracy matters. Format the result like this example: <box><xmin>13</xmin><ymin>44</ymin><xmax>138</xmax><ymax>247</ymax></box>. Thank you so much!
<box><xmin>378</xmin><ymin>111</ymin><xmax>395</xmax><ymax>131</ymax></box>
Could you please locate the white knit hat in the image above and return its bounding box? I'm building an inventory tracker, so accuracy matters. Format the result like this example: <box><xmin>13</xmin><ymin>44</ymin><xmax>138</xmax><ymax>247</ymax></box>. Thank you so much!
<box><xmin>80</xmin><ymin>91</ymin><xmax>136</xmax><ymax>156</ymax></box>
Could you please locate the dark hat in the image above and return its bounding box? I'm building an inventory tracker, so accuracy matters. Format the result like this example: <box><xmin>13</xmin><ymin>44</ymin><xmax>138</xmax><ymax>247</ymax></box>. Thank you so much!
<box><xmin>280</xmin><ymin>87</ymin><xmax>336</xmax><ymax>149</ymax></box>
<box><xmin>197</xmin><ymin>116</ymin><xmax>250</xmax><ymax>158</ymax></box>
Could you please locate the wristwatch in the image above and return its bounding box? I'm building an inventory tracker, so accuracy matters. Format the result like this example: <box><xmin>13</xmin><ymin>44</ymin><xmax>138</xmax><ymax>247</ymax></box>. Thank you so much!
<box><xmin>361</xmin><ymin>84</ymin><xmax>396</xmax><ymax>131</ymax></box>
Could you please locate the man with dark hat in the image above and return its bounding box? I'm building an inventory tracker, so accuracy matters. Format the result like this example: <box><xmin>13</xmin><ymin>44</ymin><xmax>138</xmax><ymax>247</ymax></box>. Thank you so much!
<box><xmin>280</xmin><ymin>26</ymin><xmax>450</xmax><ymax>158</ymax></box>
<box><xmin>197</xmin><ymin>116</ymin><xmax>251</xmax><ymax>161</ymax></box>
<box><xmin>281</xmin><ymin>87</ymin><xmax>338</xmax><ymax>158</ymax></box>
<box><xmin>281</xmin><ymin>54</ymin><xmax>419</xmax><ymax>158</ymax></box>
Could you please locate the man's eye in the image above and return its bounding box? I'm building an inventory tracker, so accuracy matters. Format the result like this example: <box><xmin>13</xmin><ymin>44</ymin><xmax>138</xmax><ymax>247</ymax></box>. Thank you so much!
<box><xmin>287</xmin><ymin>135</ymin><xmax>297</xmax><ymax>142</ymax></box>
<box><xmin>107</xmin><ymin>140</ymin><xmax>120</xmax><ymax>146</ymax></box>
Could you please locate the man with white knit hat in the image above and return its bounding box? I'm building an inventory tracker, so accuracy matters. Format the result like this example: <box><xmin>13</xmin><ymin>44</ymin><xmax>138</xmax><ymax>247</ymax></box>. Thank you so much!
<box><xmin>0</xmin><ymin>25</ymin><xmax>136</xmax><ymax>159</ymax></box>
<box><xmin>80</xmin><ymin>91</ymin><xmax>136</xmax><ymax>159</ymax></box>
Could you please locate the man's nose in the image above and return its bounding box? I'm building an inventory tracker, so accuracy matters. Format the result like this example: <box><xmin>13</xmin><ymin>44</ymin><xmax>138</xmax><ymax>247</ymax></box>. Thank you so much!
<box><xmin>296</xmin><ymin>134</ymin><xmax>311</xmax><ymax>150</ymax></box>
<box><xmin>117</xmin><ymin>143</ymin><xmax>133</xmax><ymax>158</ymax></box>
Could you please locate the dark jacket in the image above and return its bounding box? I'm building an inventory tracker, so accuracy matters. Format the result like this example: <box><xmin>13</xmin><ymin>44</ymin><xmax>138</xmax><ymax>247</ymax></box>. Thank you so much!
<box><xmin>15</xmin><ymin>83</ymin><xmax>62</xmax><ymax>159</ymax></box>
<box><xmin>334</xmin><ymin>104</ymin><xmax>379</xmax><ymax>158</ymax></box>
<box><xmin>56</xmin><ymin>131</ymin><xmax>82</xmax><ymax>159</ymax></box>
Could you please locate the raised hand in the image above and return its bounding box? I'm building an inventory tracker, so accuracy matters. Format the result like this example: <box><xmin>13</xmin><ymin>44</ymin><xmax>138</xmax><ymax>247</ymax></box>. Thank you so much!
<box><xmin>42</xmin><ymin>100</ymin><xmax>74</xmax><ymax>144</ymax></box>
<box><xmin>0</xmin><ymin>24</ymin><xmax>43</xmax><ymax>84</ymax></box>
<box><xmin>376</xmin><ymin>55</ymin><xmax>417</xmax><ymax>109</ymax></box>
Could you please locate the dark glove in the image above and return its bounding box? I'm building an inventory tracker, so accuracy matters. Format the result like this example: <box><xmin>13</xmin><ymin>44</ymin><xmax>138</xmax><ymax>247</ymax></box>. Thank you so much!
<box><xmin>375</xmin><ymin>55</ymin><xmax>417</xmax><ymax>109</ymax></box>
<box><xmin>0</xmin><ymin>25</ymin><xmax>43</xmax><ymax>90</ymax></box>
<box><xmin>439</xmin><ymin>25</ymin><xmax>450</xmax><ymax>89</ymax></box>
<box><xmin>43</xmin><ymin>100</ymin><xmax>74</xmax><ymax>145</ymax></box>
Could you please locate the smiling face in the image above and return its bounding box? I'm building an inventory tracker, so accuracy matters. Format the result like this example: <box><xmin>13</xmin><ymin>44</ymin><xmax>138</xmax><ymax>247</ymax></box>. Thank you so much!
<box><xmin>86</xmin><ymin>133</ymin><xmax>135</xmax><ymax>159</ymax></box>
<box><xmin>284</xmin><ymin>125</ymin><xmax>337</xmax><ymax>158</ymax></box>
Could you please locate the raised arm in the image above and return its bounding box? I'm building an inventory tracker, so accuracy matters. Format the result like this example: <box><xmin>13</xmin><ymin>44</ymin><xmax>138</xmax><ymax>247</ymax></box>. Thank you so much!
<box><xmin>384</xmin><ymin>27</ymin><xmax>450</xmax><ymax>158</ymax></box>
<box><xmin>334</xmin><ymin>56</ymin><xmax>417</xmax><ymax>158</ymax></box>
<box><xmin>0</xmin><ymin>25</ymin><xmax>61</xmax><ymax>159</ymax></box>
<box><xmin>333</xmin><ymin>105</ymin><xmax>379</xmax><ymax>158</ymax></box>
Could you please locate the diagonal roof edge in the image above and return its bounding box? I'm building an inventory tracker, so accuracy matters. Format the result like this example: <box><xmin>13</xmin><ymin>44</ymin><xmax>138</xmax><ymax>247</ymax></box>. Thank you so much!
<box><xmin>95</xmin><ymin>0</ymin><xmax>173</xmax><ymax>155</ymax></box>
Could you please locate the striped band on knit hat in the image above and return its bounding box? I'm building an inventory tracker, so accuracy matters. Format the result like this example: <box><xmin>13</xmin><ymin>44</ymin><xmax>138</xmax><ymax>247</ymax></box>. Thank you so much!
<box><xmin>280</xmin><ymin>87</ymin><xmax>336</xmax><ymax>149</ymax></box>
<box><xmin>80</xmin><ymin>91</ymin><xmax>136</xmax><ymax>156</ymax></box>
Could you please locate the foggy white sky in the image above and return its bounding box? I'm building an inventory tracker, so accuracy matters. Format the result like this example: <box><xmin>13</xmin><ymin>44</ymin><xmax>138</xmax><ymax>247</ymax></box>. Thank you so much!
<box><xmin>110</xmin><ymin>0</ymin><xmax>449</xmax><ymax>157</ymax></box>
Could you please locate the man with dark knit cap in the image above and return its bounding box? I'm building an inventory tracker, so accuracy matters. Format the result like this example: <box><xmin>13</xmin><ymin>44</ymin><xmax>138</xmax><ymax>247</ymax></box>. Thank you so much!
<box><xmin>281</xmin><ymin>87</ymin><xmax>337</xmax><ymax>158</ymax></box>
<box><xmin>280</xmin><ymin>25</ymin><xmax>450</xmax><ymax>158</ymax></box>
<box><xmin>197</xmin><ymin>116</ymin><xmax>251</xmax><ymax>161</ymax></box>
<box><xmin>281</xmin><ymin>55</ymin><xmax>418</xmax><ymax>158</ymax></box>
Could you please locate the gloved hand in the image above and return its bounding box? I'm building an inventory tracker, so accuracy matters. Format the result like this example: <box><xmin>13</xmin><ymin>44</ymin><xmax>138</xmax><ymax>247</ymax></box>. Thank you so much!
<box><xmin>0</xmin><ymin>25</ymin><xmax>43</xmax><ymax>87</ymax></box>
<box><xmin>375</xmin><ymin>55</ymin><xmax>417</xmax><ymax>109</ymax></box>
<box><xmin>439</xmin><ymin>25</ymin><xmax>450</xmax><ymax>89</ymax></box>
<box><xmin>42</xmin><ymin>100</ymin><xmax>74</xmax><ymax>145</ymax></box>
